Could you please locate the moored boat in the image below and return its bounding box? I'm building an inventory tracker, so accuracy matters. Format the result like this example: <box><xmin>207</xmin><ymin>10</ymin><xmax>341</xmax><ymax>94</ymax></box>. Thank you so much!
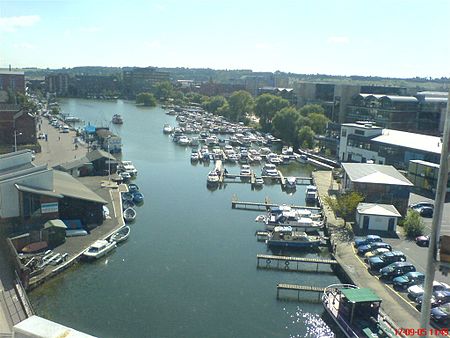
<box><xmin>207</xmin><ymin>170</ymin><xmax>220</xmax><ymax>186</ymax></box>
<box><xmin>128</xmin><ymin>183</ymin><xmax>139</xmax><ymax>193</ymax></box>
<box><xmin>83</xmin><ymin>240</ymin><xmax>117</xmax><ymax>260</ymax></box>
<box><xmin>322</xmin><ymin>284</ymin><xmax>396</xmax><ymax>337</ymax></box>
<box><xmin>132</xmin><ymin>191</ymin><xmax>144</xmax><ymax>204</ymax></box>
<box><xmin>266</xmin><ymin>226</ymin><xmax>321</xmax><ymax>249</ymax></box>
<box><xmin>123</xmin><ymin>207</ymin><xmax>136</xmax><ymax>223</ymax></box>
<box><xmin>109</xmin><ymin>226</ymin><xmax>130</xmax><ymax>244</ymax></box>
<box><xmin>163</xmin><ymin>123</ymin><xmax>173</xmax><ymax>134</ymax></box>
<box><xmin>285</xmin><ymin>176</ymin><xmax>297</xmax><ymax>190</ymax></box>
<box><xmin>305</xmin><ymin>185</ymin><xmax>318</xmax><ymax>204</ymax></box>
<box><xmin>112</xmin><ymin>114</ymin><xmax>123</xmax><ymax>124</ymax></box>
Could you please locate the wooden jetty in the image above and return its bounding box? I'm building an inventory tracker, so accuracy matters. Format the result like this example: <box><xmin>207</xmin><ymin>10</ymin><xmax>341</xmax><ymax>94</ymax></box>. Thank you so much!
<box><xmin>276</xmin><ymin>283</ymin><xmax>325</xmax><ymax>301</ymax></box>
<box><xmin>256</xmin><ymin>254</ymin><xmax>337</xmax><ymax>272</ymax></box>
<box><xmin>231</xmin><ymin>198</ymin><xmax>321</xmax><ymax>211</ymax></box>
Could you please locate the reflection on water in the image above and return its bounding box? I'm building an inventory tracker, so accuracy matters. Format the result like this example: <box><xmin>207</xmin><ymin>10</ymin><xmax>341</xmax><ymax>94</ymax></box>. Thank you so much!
<box><xmin>284</xmin><ymin>307</ymin><xmax>335</xmax><ymax>338</ymax></box>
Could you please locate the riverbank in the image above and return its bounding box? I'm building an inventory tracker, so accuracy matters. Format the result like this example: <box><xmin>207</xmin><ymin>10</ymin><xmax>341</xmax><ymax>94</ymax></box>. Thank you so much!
<box><xmin>313</xmin><ymin>170</ymin><xmax>421</xmax><ymax>335</ymax></box>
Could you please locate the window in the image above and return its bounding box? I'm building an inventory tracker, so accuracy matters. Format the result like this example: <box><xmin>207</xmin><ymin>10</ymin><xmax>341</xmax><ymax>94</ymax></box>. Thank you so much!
<box><xmin>355</xmin><ymin>129</ymin><xmax>365</xmax><ymax>136</ymax></box>
<box><xmin>341</xmin><ymin>129</ymin><xmax>347</xmax><ymax>137</ymax></box>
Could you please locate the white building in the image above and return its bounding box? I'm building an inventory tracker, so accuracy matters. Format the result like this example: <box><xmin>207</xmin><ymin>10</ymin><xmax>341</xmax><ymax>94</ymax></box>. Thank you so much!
<box><xmin>356</xmin><ymin>203</ymin><xmax>401</xmax><ymax>232</ymax></box>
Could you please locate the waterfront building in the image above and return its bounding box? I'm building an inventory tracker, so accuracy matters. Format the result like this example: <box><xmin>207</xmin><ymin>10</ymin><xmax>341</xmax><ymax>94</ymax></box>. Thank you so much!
<box><xmin>341</xmin><ymin>162</ymin><xmax>413</xmax><ymax>215</ymax></box>
<box><xmin>0</xmin><ymin>69</ymin><xmax>26</xmax><ymax>100</ymax></box>
<box><xmin>407</xmin><ymin>159</ymin><xmax>450</xmax><ymax>198</ymax></box>
<box><xmin>339</xmin><ymin>121</ymin><xmax>442</xmax><ymax>169</ymax></box>
<box><xmin>0</xmin><ymin>103</ymin><xmax>37</xmax><ymax>150</ymax></box>
<box><xmin>45</xmin><ymin>73</ymin><xmax>69</xmax><ymax>96</ymax></box>
<box><xmin>242</xmin><ymin>73</ymin><xmax>275</xmax><ymax>96</ymax></box>
<box><xmin>70</xmin><ymin>74</ymin><xmax>119</xmax><ymax>98</ymax></box>
<box><xmin>0</xmin><ymin>150</ymin><xmax>107</xmax><ymax>231</ymax></box>
<box><xmin>355</xmin><ymin>203</ymin><xmax>401</xmax><ymax>233</ymax></box>
<box><xmin>257</xmin><ymin>86</ymin><xmax>297</xmax><ymax>105</ymax></box>
<box><xmin>122</xmin><ymin>67</ymin><xmax>170</xmax><ymax>98</ymax></box>
<box><xmin>54</xmin><ymin>149</ymin><xmax>118</xmax><ymax>177</ymax></box>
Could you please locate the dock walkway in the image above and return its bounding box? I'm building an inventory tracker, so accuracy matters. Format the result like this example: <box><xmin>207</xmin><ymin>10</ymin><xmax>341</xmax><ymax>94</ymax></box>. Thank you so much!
<box><xmin>276</xmin><ymin>283</ymin><xmax>325</xmax><ymax>301</ymax></box>
<box><xmin>257</xmin><ymin>254</ymin><xmax>337</xmax><ymax>272</ymax></box>
<box><xmin>231</xmin><ymin>197</ymin><xmax>321</xmax><ymax>211</ymax></box>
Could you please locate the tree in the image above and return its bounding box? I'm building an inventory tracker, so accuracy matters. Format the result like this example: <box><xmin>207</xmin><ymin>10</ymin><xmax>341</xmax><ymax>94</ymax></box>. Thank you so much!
<box><xmin>152</xmin><ymin>81</ymin><xmax>174</xmax><ymax>100</ymax></box>
<box><xmin>255</xmin><ymin>94</ymin><xmax>290</xmax><ymax>131</ymax></box>
<box><xmin>308</xmin><ymin>112</ymin><xmax>329</xmax><ymax>134</ymax></box>
<box><xmin>299</xmin><ymin>104</ymin><xmax>325</xmax><ymax>117</ymax></box>
<box><xmin>402</xmin><ymin>210</ymin><xmax>425</xmax><ymax>238</ymax></box>
<box><xmin>136</xmin><ymin>92</ymin><xmax>157</xmax><ymax>106</ymax></box>
<box><xmin>203</xmin><ymin>96</ymin><xmax>227</xmax><ymax>114</ymax></box>
<box><xmin>272</xmin><ymin>107</ymin><xmax>301</xmax><ymax>145</ymax></box>
<box><xmin>227</xmin><ymin>90</ymin><xmax>254</xmax><ymax>122</ymax></box>
<box><xmin>297</xmin><ymin>126</ymin><xmax>315</xmax><ymax>149</ymax></box>
<box><xmin>324</xmin><ymin>192</ymin><xmax>365</xmax><ymax>225</ymax></box>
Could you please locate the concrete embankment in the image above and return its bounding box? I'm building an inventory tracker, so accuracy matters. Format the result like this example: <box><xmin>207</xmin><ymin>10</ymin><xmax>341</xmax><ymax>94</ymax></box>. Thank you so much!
<box><xmin>313</xmin><ymin>171</ymin><xmax>421</xmax><ymax>335</ymax></box>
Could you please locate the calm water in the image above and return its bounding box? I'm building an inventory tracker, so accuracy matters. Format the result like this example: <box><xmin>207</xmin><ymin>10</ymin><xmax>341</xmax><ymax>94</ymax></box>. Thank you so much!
<box><xmin>29</xmin><ymin>99</ymin><xmax>343</xmax><ymax>338</ymax></box>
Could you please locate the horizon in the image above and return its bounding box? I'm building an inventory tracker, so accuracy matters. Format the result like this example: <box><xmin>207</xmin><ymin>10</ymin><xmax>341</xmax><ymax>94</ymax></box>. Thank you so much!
<box><xmin>1</xmin><ymin>0</ymin><xmax>449</xmax><ymax>78</ymax></box>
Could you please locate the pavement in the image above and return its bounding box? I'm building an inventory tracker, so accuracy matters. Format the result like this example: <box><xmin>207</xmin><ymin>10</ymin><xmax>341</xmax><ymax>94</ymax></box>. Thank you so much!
<box><xmin>313</xmin><ymin>171</ymin><xmax>422</xmax><ymax>336</ymax></box>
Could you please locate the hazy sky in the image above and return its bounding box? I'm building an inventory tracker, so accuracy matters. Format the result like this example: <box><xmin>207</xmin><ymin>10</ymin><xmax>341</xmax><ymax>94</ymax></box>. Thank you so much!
<box><xmin>1</xmin><ymin>0</ymin><xmax>449</xmax><ymax>78</ymax></box>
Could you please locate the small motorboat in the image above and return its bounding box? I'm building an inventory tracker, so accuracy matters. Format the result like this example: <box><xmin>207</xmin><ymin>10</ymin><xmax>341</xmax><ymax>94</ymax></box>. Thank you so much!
<box><xmin>123</xmin><ymin>207</ymin><xmax>136</xmax><ymax>223</ymax></box>
<box><xmin>253</xmin><ymin>176</ymin><xmax>264</xmax><ymax>188</ymax></box>
<box><xmin>122</xmin><ymin>199</ymin><xmax>135</xmax><ymax>210</ymax></box>
<box><xmin>207</xmin><ymin>170</ymin><xmax>220</xmax><ymax>186</ymax></box>
<box><xmin>112</xmin><ymin>114</ymin><xmax>123</xmax><ymax>124</ymax></box>
<box><xmin>121</xmin><ymin>192</ymin><xmax>133</xmax><ymax>202</ymax></box>
<box><xmin>66</xmin><ymin>229</ymin><xmax>88</xmax><ymax>237</ymax></box>
<box><xmin>305</xmin><ymin>185</ymin><xmax>318</xmax><ymax>204</ymax></box>
<box><xmin>266</xmin><ymin>226</ymin><xmax>322</xmax><ymax>249</ymax></box>
<box><xmin>285</xmin><ymin>177</ymin><xmax>297</xmax><ymax>190</ymax></box>
<box><xmin>132</xmin><ymin>191</ymin><xmax>144</xmax><ymax>204</ymax></box>
<box><xmin>109</xmin><ymin>226</ymin><xmax>130</xmax><ymax>244</ymax></box>
<box><xmin>128</xmin><ymin>183</ymin><xmax>139</xmax><ymax>193</ymax></box>
<box><xmin>83</xmin><ymin>240</ymin><xmax>117</xmax><ymax>260</ymax></box>
<box><xmin>163</xmin><ymin>123</ymin><xmax>173</xmax><ymax>134</ymax></box>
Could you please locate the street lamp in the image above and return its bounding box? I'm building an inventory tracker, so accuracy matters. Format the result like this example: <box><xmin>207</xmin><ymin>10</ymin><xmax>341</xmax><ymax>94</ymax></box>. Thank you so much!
<box><xmin>14</xmin><ymin>130</ymin><xmax>22</xmax><ymax>152</ymax></box>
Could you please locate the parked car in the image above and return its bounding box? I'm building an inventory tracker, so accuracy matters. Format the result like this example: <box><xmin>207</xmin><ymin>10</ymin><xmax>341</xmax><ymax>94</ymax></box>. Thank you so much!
<box><xmin>418</xmin><ymin>206</ymin><xmax>434</xmax><ymax>218</ymax></box>
<box><xmin>416</xmin><ymin>290</ymin><xmax>450</xmax><ymax>309</ymax></box>
<box><xmin>379</xmin><ymin>262</ymin><xmax>416</xmax><ymax>280</ymax></box>
<box><xmin>408</xmin><ymin>281</ymin><xmax>450</xmax><ymax>301</ymax></box>
<box><xmin>416</xmin><ymin>235</ymin><xmax>430</xmax><ymax>247</ymax></box>
<box><xmin>364</xmin><ymin>247</ymin><xmax>392</xmax><ymax>262</ymax></box>
<box><xmin>354</xmin><ymin>235</ymin><xmax>382</xmax><ymax>248</ymax></box>
<box><xmin>368</xmin><ymin>251</ymin><xmax>406</xmax><ymax>271</ymax></box>
<box><xmin>357</xmin><ymin>242</ymin><xmax>392</xmax><ymax>256</ymax></box>
<box><xmin>409</xmin><ymin>201</ymin><xmax>434</xmax><ymax>210</ymax></box>
<box><xmin>392</xmin><ymin>272</ymin><xmax>425</xmax><ymax>290</ymax></box>
<box><xmin>430</xmin><ymin>303</ymin><xmax>450</xmax><ymax>324</ymax></box>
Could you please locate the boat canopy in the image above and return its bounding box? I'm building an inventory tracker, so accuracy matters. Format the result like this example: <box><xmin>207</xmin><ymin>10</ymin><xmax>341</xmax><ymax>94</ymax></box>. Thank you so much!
<box><xmin>341</xmin><ymin>288</ymin><xmax>382</xmax><ymax>303</ymax></box>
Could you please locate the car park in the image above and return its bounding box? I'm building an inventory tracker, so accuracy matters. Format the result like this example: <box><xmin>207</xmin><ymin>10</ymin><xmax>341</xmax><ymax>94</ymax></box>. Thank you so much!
<box><xmin>364</xmin><ymin>247</ymin><xmax>391</xmax><ymax>262</ymax></box>
<box><xmin>379</xmin><ymin>262</ymin><xmax>416</xmax><ymax>280</ymax></box>
<box><xmin>368</xmin><ymin>251</ymin><xmax>406</xmax><ymax>271</ymax></box>
<box><xmin>354</xmin><ymin>235</ymin><xmax>382</xmax><ymax>248</ymax></box>
<box><xmin>430</xmin><ymin>303</ymin><xmax>450</xmax><ymax>324</ymax></box>
<box><xmin>416</xmin><ymin>290</ymin><xmax>450</xmax><ymax>308</ymax></box>
<box><xmin>408</xmin><ymin>281</ymin><xmax>450</xmax><ymax>301</ymax></box>
<box><xmin>415</xmin><ymin>235</ymin><xmax>430</xmax><ymax>247</ymax></box>
<box><xmin>392</xmin><ymin>272</ymin><xmax>425</xmax><ymax>290</ymax></box>
<box><xmin>357</xmin><ymin>242</ymin><xmax>392</xmax><ymax>256</ymax></box>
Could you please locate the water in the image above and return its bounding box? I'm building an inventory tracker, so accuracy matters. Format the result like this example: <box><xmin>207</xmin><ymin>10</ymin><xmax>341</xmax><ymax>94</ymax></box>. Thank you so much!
<box><xmin>30</xmin><ymin>99</ymin><xmax>343</xmax><ymax>338</ymax></box>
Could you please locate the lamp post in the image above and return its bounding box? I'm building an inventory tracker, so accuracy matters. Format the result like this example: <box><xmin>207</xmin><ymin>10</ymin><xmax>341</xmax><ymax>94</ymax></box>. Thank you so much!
<box><xmin>14</xmin><ymin>130</ymin><xmax>22</xmax><ymax>152</ymax></box>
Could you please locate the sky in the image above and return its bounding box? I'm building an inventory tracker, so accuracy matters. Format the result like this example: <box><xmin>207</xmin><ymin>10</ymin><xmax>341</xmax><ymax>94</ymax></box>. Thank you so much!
<box><xmin>0</xmin><ymin>0</ymin><xmax>449</xmax><ymax>78</ymax></box>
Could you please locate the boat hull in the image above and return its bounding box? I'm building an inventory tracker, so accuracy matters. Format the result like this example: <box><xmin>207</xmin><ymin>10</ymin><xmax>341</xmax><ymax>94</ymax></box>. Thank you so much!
<box><xmin>266</xmin><ymin>239</ymin><xmax>321</xmax><ymax>248</ymax></box>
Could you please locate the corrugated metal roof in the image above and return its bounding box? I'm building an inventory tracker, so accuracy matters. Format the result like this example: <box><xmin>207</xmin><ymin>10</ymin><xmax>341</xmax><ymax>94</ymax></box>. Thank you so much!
<box><xmin>372</xmin><ymin>129</ymin><xmax>442</xmax><ymax>154</ymax></box>
<box><xmin>15</xmin><ymin>183</ymin><xmax>63</xmax><ymax>198</ymax></box>
<box><xmin>53</xmin><ymin>157</ymin><xmax>92</xmax><ymax>171</ymax></box>
<box><xmin>85</xmin><ymin>149</ymin><xmax>116</xmax><ymax>162</ymax></box>
<box><xmin>357</xmin><ymin>203</ymin><xmax>401</xmax><ymax>217</ymax></box>
<box><xmin>342</xmin><ymin>163</ymin><xmax>413</xmax><ymax>186</ymax></box>
<box><xmin>341</xmin><ymin>287</ymin><xmax>381</xmax><ymax>303</ymax></box>
<box><xmin>53</xmin><ymin>170</ymin><xmax>107</xmax><ymax>204</ymax></box>
<box><xmin>380</xmin><ymin>95</ymin><xmax>418</xmax><ymax>103</ymax></box>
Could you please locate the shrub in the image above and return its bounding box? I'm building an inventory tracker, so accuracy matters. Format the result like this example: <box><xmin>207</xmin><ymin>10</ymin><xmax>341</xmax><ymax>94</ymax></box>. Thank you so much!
<box><xmin>403</xmin><ymin>209</ymin><xmax>425</xmax><ymax>238</ymax></box>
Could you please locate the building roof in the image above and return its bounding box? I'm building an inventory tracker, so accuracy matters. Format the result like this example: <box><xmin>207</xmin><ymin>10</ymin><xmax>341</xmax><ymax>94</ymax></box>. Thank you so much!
<box><xmin>371</xmin><ymin>129</ymin><xmax>442</xmax><ymax>155</ymax></box>
<box><xmin>85</xmin><ymin>149</ymin><xmax>116</xmax><ymax>162</ymax></box>
<box><xmin>53</xmin><ymin>170</ymin><xmax>107</xmax><ymax>204</ymax></box>
<box><xmin>0</xmin><ymin>70</ymin><xmax>24</xmax><ymax>75</ymax></box>
<box><xmin>44</xmin><ymin>219</ymin><xmax>67</xmax><ymax>229</ymax></box>
<box><xmin>357</xmin><ymin>203</ymin><xmax>401</xmax><ymax>217</ymax></box>
<box><xmin>416</xmin><ymin>91</ymin><xmax>448</xmax><ymax>98</ymax></box>
<box><xmin>341</xmin><ymin>287</ymin><xmax>382</xmax><ymax>303</ymax></box>
<box><xmin>0</xmin><ymin>103</ymin><xmax>20</xmax><ymax>112</ymax></box>
<box><xmin>342</xmin><ymin>163</ymin><xmax>413</xmax><ymax>186</ymax></box>
<box><xmin>15</xmin><ymin>183</ymin><xmax>63</xmax><ymax>198</ymax></box>
<box><xmin>422</xmin><ymin>97</ymin><xmax>448</xmax><ymax>104</ymax></box>
<box><xmin>380</xmin><ymin>95</ymin><xmax>418</xmax><ymax>103</ymax></box>
<box><xmin>409</xmin><ymin>159</ymin><xmax>440</xmax><ymax>168</ymax></box>
<box><xmin>54</xmin><ymin>157</ymin><xmax>92</xmax><ymax>171</ymax></box>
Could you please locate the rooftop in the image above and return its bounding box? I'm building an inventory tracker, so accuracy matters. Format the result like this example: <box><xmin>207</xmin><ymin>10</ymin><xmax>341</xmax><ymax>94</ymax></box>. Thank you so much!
<box><xmin>53</xmin><ymin>170</ymin><xmax>107</xmax><ymax>204</ymax></box>
<box><xmin>342</xmin><ymin>163</ymin><xmax>413</xmax><ymax>186</ymax></box>
<box><xmin>341</xmin><ymin>287</ymin><xmax>382</xmax><ymax>303</ymax></box>
<box><xmin>372</xmin><ymin>129</ymin><xmax>442</xmax><ymax>155</ymax></box>
<box><xmin>357</xmin><ymin>203</ymin><xmax>401</xmax><ymax>218</ymax></box>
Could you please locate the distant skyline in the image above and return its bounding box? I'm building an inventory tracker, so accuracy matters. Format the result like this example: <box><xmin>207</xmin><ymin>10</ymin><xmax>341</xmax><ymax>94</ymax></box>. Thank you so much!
<box><xmin>1</xmin><ymin>0</ymin><xmax>449</xmax><ymax>78</ymax></box>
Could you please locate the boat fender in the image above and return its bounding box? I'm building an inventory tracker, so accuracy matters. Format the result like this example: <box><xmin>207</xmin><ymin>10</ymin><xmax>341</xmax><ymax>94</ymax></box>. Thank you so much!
<box><xmin>266</xmin><ymin>259</ymin><xmax>271</xmax><ymax>264</ymax></box>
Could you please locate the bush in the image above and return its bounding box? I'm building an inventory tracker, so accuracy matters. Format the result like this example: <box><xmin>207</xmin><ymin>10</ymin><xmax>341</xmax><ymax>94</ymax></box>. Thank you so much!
<box><xmin>403</xmin><ymin>210</ymin><xmax>425</xmax><ymax>238</ymax></box>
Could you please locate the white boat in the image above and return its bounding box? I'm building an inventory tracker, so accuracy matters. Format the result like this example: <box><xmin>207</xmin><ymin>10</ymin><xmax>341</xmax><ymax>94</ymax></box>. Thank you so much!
<box><xmin>163</xmin><ymin>123</ymin><xmax>173</xmax><ymax>134</ymax></box>
<box><xmin>265</xmin><ymin>214</ymin><xmax>323</xmax><ymax>232</ymax></box>
<box><xmin>112</xmin><ymin>114</ymin><xmax>123</xmax><ymax>124</ymax></box>
<box><xmin>109</xmin><ymin>226</ymin><xmax>130</xmax><ymax>244</ymax></box>
<box><xmin>120</xmin><ymin>160</ymin><xmax>137</xmax><ymax>176</ymax></box>
<box><xmin>240</xmin><ymin>165</ymin><xmax>251</xmax><ymax>178</ymax></box>
<box><xmin>178</xmin><ymin>135</ymin><xmax>190</xmax><ymax>146</ymax></box>
<box><xmin>305</xmin><ymin>185</ymin><xmax>318</xmax><ymax>204</ymax></box>
<box><xmin>262</xmin><ymin>163</ymin><xmax>278</xmax><ymax>177</ymax></box>
<box><xmin>207</xmin><ymin>170</ymin><xmax>220</xmax><ymax>186</ymax></box>
<box><xmin>83</xmin><ymin>240</ymin><xmax>117</xmax><ymax>260</ymax></box>
<box><xmin>266</xmin><ymin>226</ymin><xmax>322</xmax><ymax>249</ymax></box>
<box><xmin>253</xmin><ymin>177</ymin><xmax>264</xmax><ymax>188</ymax></box>
<box><xmin>123</xmin><ymin>207</ymin><xmax>136</xmax><ymax>223</ymax></box>
<box><xmin>190</xmin><ymin>151</ymin><xmax>199</xmax><ymax>162</ymax></box>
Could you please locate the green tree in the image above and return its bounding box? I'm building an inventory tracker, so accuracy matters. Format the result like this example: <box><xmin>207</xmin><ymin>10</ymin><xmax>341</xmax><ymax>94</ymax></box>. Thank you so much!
<box><xmin>152</xmin><ymin>81</ymin><xmax>174</xmax><ymax>100</ymax></box>
<box><xmin>297</xmin><ymin>126</ymin><xmax>315</xmax><ymax>149</ymax></box>
<box><xmin>203</xmin><ymin>96</ymin><xmax>227</xmax><ymax>114</ymax></box>
<box><xmin>272</xmin><ymin>107</ymin><xmax>301</xmax><ymax>145</ymax></box>
<box><xmin>299</xmin><ymin>104</ymin><xmax>325</xmax><ymax>117</ymax></box>
<box><xmin>324</xmin><ymin>192</ymin><xmax>365</xmax><ymax>225</ymax></box>
<box><xmin>308</xmin><ymin>112</ymin><xmax>329</xmax><ymax>134</ymax></box>
<box><xmin>402</xmin><ymin>210</ymin><xmax>425</xmax><ymax>238</ymax></box>
<box><xmin>255</xmin><ymin>94</ymin><xmax>290</xmax><ymax>132</ymax></box>
<box><xmin>227</xmin><ymin>90</ymin><xmax>254</xmax><ymax>122</ymax></box>
<box><xmin>136</xmin><ymin>92</ymin><xmax>157</xmax><ymax>106</ymax></box>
